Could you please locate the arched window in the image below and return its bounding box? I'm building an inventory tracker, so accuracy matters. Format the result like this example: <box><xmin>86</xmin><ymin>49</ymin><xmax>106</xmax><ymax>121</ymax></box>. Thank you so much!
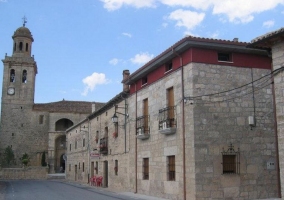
<box><xmin>19</xmin><ymin>42</ymin><xmax>23</xmax><ymax>51</ymax></box>
<box><xmin>22</xmin><ymin>70</ymin><xmax>27</xmax><ymax>83</ymax></box>
<box><xmin>25</xmin><ymin>43</ymin><xmax>28</xmax><ymax>51</ymax></box>
<box><xmin>14</xmin><ymin>43</ymin><xmax>16</xmax><ymax>52</ymax></box>
<box><xmin>10</xmin><ymin>69</ymin><xmax>15</xmax><ymax>82</ymax></box>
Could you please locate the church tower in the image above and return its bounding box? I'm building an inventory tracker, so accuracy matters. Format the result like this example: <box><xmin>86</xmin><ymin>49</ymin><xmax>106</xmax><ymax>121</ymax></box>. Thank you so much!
<box><xmin>0</xmin><ymin>21</ymin><xmax>37</xmax><ymax>164</ymax></box>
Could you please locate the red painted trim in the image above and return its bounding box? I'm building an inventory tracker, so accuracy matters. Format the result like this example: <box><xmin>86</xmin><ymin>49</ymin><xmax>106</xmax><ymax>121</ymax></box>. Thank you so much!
<box><xmin>129</xmin><ymin>48</ymin><xmax>271</xmax><ymax>95</ymax></box>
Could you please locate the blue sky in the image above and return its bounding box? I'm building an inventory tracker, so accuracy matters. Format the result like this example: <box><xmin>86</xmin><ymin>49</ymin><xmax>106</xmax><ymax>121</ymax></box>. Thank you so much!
<box><xmin>0</xmin><ymin>0</ymin><xmax>284</xmax><ymax>104</ymax></box>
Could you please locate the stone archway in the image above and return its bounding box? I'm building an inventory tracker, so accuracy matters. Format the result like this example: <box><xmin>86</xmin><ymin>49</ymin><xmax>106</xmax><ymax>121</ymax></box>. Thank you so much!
<box><xmin>54</xmin><ymin>135</ymin><xmax>66</xmax><ymax>173</ymax></box>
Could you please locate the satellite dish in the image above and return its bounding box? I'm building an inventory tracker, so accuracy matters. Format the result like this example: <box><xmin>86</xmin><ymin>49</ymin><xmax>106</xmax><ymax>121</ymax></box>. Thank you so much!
<box><xmin>63</xmin><ymin>154</ymin><xmax>67</xmax><ymax>161</ymax></box>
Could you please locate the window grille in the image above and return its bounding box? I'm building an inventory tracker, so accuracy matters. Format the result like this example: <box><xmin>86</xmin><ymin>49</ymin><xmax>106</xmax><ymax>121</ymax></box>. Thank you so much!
<box><xmin>168</xmin><ymin>156</ymin><xmax>175</xmax><ymax>181</ymax></box>
<box><xmin>221</xmin><ymin>143</ymin><xmax>240</xmax><ymax>174</ymax></box>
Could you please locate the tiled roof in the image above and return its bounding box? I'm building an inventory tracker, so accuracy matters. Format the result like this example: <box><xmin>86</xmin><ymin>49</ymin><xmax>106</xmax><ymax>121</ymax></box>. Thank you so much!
<box><xmin>248</xmin><ymin>27</ymin><xmax>284</xmax><ymax>49</ymax></box>
<box><xmin>33</xmin><ymin>100</ymin><xmax>93</xmax><ymax>113</ymax></box>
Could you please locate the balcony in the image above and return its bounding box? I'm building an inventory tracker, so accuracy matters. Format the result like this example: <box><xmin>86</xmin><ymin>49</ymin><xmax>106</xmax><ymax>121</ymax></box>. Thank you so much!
<box><xmin>136</xmin><ymin>115</ymin><xmax>150</xmax><ymax>140</ymax></box>
<box><xmin>158</xmin><ymin>106</ymin><xmax>176</xmax><ymax>135</ymax></box>
<box><xmin>99</xmin><ymin>137</ymin><xmax>108</xmax><ymax>155</ymax></box>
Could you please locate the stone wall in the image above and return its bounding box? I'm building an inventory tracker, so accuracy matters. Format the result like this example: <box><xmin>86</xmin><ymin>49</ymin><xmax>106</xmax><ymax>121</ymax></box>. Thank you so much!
<box><xmin>271</xmin><ymin>41</ymin><xmax>284</xmax><ymax>196</ymax></box>
<box><xmin>0</xmin><ymin>167</ymin><xmax>48</xmax><ymax>179</ymax></box>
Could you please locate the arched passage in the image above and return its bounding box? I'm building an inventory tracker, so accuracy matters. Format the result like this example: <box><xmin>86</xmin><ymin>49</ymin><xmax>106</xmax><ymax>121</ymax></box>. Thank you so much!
<box><xmin>55</xmin><ymin>118</ymin><xmax>73</xmax><ymax>131</ymax></box>
<box><xmin>55</xmin><ymin>135</ymin><xmax>66</xmax><ymax>173</ymax></box>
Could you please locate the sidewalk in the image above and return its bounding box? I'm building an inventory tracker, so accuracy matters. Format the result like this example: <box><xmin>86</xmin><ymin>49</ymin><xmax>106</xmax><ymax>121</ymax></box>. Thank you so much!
<box><xmin>62</xmin><ymin>179</ymin><xmax>167</xmax><ymax>200</ymax></box>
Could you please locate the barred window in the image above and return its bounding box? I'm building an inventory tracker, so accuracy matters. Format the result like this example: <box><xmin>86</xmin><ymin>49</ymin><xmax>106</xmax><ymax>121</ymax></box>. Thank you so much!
<box><xmin>143</xmin><ymin>158</ymin><xmax>149</xmax><ymax>180</ymax></box>
<box><xmin>168</xmin><ymin>156</ymin><xmax>175</xmax><ymax>181</ymax></box>
<box><xmin>222</xmin><ymin>143</ymin><xmax>240</xmax><ymax>174</ymax></box>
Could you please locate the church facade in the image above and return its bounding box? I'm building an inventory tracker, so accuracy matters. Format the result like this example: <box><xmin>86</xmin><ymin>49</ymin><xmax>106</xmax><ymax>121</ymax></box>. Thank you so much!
<box><xmin>0</xmin><ymin>24</ymin><xmax>98</xmax><ymax>173</ymax></box>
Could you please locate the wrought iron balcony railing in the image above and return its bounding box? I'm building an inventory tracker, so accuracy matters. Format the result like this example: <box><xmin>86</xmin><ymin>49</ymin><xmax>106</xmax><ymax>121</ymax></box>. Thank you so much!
<box><xmin>158</xmin><ymin>106</ymin><xmax>176</xmax><ymax>130</ymax></box>
<box><xmin>136</xmin><ymin>115</ymin><xmax>150</xmax><ymax>140</ymax></box>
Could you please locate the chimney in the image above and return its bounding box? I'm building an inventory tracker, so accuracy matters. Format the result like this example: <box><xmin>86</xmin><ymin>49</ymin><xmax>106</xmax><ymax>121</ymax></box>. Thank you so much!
<box><xmin>233</xmin><ymin>38</ymin><xmax>238</xmax><ymax>42</ymax></box>
<box><xmin>122</xmin><ymin>70</ymin><xmax>130</xmax><ymax>92</ymax></box>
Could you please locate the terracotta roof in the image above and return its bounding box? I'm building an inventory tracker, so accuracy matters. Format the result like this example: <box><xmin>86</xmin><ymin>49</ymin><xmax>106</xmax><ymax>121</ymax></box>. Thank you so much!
<box><xmin>33</xmin><ymin>100</ymin><xmax>93</xmax><ymax>113</ymax></box>
<box><xmin>248</xmin><ymin>27</ymin><xmax>284</xmax><ymax>49</ymax></box>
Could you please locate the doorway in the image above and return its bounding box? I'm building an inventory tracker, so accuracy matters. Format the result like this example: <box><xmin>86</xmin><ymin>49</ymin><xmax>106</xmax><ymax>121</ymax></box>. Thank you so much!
<box><xmin>103</xmin><ymin>161</ymin><xmax>108</xmax><ymax>187</ymax></box>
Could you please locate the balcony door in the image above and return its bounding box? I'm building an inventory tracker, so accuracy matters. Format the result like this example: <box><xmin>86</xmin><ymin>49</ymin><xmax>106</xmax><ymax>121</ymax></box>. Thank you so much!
<box><xmin>143</xmin><ymin>98</ymin><xmax>148</xmax><ymax>134</ymax></box>
<box><xmin>167</xmin><ymin>87</ymin><xmax>174</xmax><ymax>127</ymax></box>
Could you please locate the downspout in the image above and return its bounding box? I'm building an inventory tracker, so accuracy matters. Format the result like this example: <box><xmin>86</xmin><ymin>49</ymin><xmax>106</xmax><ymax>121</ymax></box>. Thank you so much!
<box><xmin>135</xmin><ymin>83</ymin><xmax>138</xmax><ymax>193</ymax></box>
<box><xmin>172</xmin><ymin>48</ymin><xmax>186</xmax><ymax>200</ymax></box>
<box><xmin>87</xmin><ymin>118</ymin><xmax>90</xmax><ymax>184</ymax></box>
<box><xmin>125</xmin><ymin>98</ymin><xmax>127</xmax><ymax>153</ymax></box>
<box><xmin>271</xmin><ymin>66</ymin><xmax>281</xmax><ymax>198</ymax></box>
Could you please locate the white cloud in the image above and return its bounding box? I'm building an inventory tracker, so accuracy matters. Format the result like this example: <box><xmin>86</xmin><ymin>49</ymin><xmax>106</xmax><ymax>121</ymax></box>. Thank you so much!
<box><xmin>130</xmin><ymin>52</ymin><xmax>154</xmax><ymax>65</ymax></box>
<box><xmin>81</xmin><ymin>72</ymin><xmax>109</xmax><ymax>96</ymax></box>
<box><xmin>168</xmin><ymin>9</ymin><xmax>205</xmax><ymax>31</ymax></box>
<box><xmin>263</xmin><ymin>20</ymin><xmax>275</xmax><ymax>28</ymax></box>
<box><xmin>122</xmin><ymin>32</ymin><xmax>132</xmax><ymax>37</ymax></box>
<box><xmin>109</xmin><ymin>58</ymin><xmax>120</xmax><ymax>65</ymax></box>
<box><xmin>162</xmin><ymin>22</ymin><xmax>168</xmax><ymax>28</ymax></box>
<box><xmin>101</xmin><ymin>0</ymin><xmax>284</xmax><ymax>24</ymax></box>
<box><xmin>0</xmin><ymin>0</ymin><xmax>7</xmax><ymax>2</ymax></box>
<box><xmin>100</xmin><ymin>0</ymin><xmax>156</xmax><ymax>11</ymax></box>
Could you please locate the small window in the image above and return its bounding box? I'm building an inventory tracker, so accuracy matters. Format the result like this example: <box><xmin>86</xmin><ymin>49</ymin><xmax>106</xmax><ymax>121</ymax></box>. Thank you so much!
<box><xmin>10</xmin><ymin>69</ymin><xmax>15</xmax><ymax>82</ymax></box>
<box><xmin>69</xmin><ymin>164</ymin><xmax>71</xmax><ymax>171</ymax></box>
<box><xmin>168</xmin><ymin>155</ymin><xmax>175</xmax><ymax>181</ymax></box>
<box><xmin>95</xmin><ymin>161</ymin><xmax>98</xmax><ymax>174</ymax></box>
<box><xmin>83</xmin><ymin>162</ymin><xmax>84</xmax><ymax>172</ymax></box>
<box><xmin>14</xmin><ymin>43</ymin><xmax>16</xmax><ymax>52</ymax></box>
<box><xmin>143</xmin><ymin>158</ymin><xmax>149</xmax><ymax>180</ymax></box>
<box><xmin>97</xmin><ymin>117</ymin><xmax>99</xmax><ymax>121</ymax></box>
<box><xmin>114</xmin><ymin>160</ymin><xmax>118</xmax><ymax>175</ymax></box>
<box><xmin>25</xmin><ymin>43</ymin><xmax>28</xmax><ymax>51</ymax></box>
<box><xmin>70</xmin><ymin>144</ymin><xmax>71</xmax><ymax>151</ymax></box>
<box><xmin>218</xmin><ymin>52</ymin><xmax>232</xmax><ymax>62</ymax></box>
<box><xmin>165</xmin><ymin>62</ymin><xmax>172</xmax><ymax>72</ymax></box>
<box><xmin>79</xmin><ymin>162</ymin><xmax>80</xmax><ymax>169</ymax></box>
<box><xmin>222</xmin><ymin>143</ymin><xmax>240</xmax><ymax>174</ymax></box>
<box><xmin>106</xmin><ymin>112</ymin><xmax>108</xmax><ymax>116</ymax></box>
<box><xmin>39</xmin><ymin>115</ymin><xmax>44</xmax><ymax>124</ymax></box>
<box><xmin>83</xmin><ymin>138</ymin><xmax>85</xmax><ymax>147</ymax></box>
<box><xmin>75</xmin><ymin>140</ymin><xmax>77</xmax><ymax>149</ymax></box>
<box><xmin>142</xmin><ymin>76</ymin><xmax>148</xmax><ymax>85</ymax></box>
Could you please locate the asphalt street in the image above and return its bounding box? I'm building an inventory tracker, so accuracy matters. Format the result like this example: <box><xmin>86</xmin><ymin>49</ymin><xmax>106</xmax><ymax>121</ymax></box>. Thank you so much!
<box><xmin>0</xmin><ymin>180</ymin><xmax>155</xmax><ymax>200</ymax></box>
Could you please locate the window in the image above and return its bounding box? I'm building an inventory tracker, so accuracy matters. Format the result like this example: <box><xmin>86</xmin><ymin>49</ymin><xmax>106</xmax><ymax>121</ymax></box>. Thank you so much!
<box><xmin>19</xmin><ymin>42</ymin><xmax>23</xmax><ymax>51</ymax></box>
<box><xmin>83</xmin><ymin>162</ymin><xmax>85</xmax><ymax>172</ymax></box>
<box><xmin>167</xmin><ymin>87</ymin><xmax>175</xmax><ymax>128</ymax></box>
<box><xmin>168</xmin><ymin>156</ymin><xmax>175</xmax><ymax>181</ymax></box>
<box><xmin>142</xmin><ymin>76</ymin><xmax>148</xmax><ymax>85</ymax></box>
<box><xmin>114</xmin><ymin>160</ymin><xmax>118</xmax><ymax>175</ymax></box>
<box><xmin>10</xmin><ymin>69</ymin><xmax>15</xmax><ymax>82</ymax></box>
<box><xmin>70</xmin><ymin>144</ymin><xmax>71</xmax><ymax>151</ymax></box>
<box><xmin>83</xmin><ymin>138</ymin><xmax>85</xmax><ymax>147</ymax></box>
<box><xmin>218</xmin><ymin>52</ymin><xmax>232</xmax><ymax>62</ymax></box>
<box><xmin>22</xmin><ymin>70</ymin><xmax>27</xmax><ymax>83</ymax></box>
<box><xmin>222</xmin><ymin>143</ymin><xmax>240</xmax><ymax>174</ymax></box>
<box><xmin>143</xmin><ymin>158</ymin><xmax>149</xmax><ymax>180</ymax></box>
<box><xmin>106</xmin><ymin>112</ymin><xmax>108</xmax><ymax>116</ymax></box>
<box><xmin>165</xmin><ymin>62</ymin><xmax>172</xmax><ymax>72</ymax></box>
<box><xmin>14</xmin><ymin>43</ymin><xmax>16</xmax><ymax>52</ymax></box>
<box><xmin>96</xmin><ymin>131</ymin><xmax>99</xmax><ymax>143</ymax></box>
<box><xmin>95</xmin><ymin>161</ymin><xmax>98</xmax><ymax>174</ymax></box>
<box><xmin>79</xmin><ymin>162</ymin><xmax>80</xmax><ymax>170</ymax></box>
<box><xmin>143</xmin><ymin>98</ymin><xmax>149</xmax><ymax>134</ymax></box>
<box><xmin>39</xmin><ymin>115</ymin><xmax>44</xmax><ymax>124</ymax></box>
<box><xmin>75</xmin><ymin>140</ymin><xmax>77</xmax><ymax>149</ymax></box>
<box><xmin>69</xmin><ymin>164</ymin><xmax>71</xmax><ymax>171</ymax></box>
<box><xmin>25</xmin><ymin>43</ymin><xmax>28</xmax><ymax>51</ymax></box>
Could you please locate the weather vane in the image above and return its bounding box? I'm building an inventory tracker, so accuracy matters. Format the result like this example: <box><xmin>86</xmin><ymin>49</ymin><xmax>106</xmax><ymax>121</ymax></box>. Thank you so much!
<box><xmin>22</xmin><ymin>16</ymin><xmax>27</xmax><ymax>27</ymax></box>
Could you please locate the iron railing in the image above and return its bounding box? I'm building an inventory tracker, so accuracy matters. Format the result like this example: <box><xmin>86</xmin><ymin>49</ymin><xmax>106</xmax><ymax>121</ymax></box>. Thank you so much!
<box><xmin>158</xmin><ymin>106</ymin><xmax>176</xmax><ymax>130</ymax></box>
<box><xmin>136</xmin><ymin>115</ymin><xmax>150</xmax><ymax>135</ymax></box>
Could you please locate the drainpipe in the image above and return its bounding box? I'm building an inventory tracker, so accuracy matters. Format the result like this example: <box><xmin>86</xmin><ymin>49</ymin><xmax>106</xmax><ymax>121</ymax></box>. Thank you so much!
<box><xmin>172</xmin><ymin>48</ymin><xmax>186</xmax><ymax>200</ymax></box>
<box><xmin>271</xmin><ymin>66</ymin><xmax>281</xmax><ymax>198</ymax></box>
<box><xmin>125</xmin><ymin>98</ymin><xmax>127</xmax><ymax>153</ymax></box>
<box><xmin>87</xmin><ymin>118</ymin><xmax>90</xmax><ymax>184</ymax></box>
<box><xmin>135</xmin><ymin>83</ymin><xmax>138</xmax><ymax>193</ymax></box>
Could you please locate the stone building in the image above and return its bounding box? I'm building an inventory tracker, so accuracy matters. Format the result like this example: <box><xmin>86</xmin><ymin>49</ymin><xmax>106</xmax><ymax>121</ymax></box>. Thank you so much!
<box><xmin>249</xmin><ymin>27</ymin><xmax>284</xmax><ymax>199</ymax></box>
<box><xmin>0</xmin><ymin>24</ymin><xmax>99</xmax><ymax>173</ymax></box>
<box><xmin>67</xmin><ymin>35</ymin><xmax>279</xmax><ymax>199</ymax></box>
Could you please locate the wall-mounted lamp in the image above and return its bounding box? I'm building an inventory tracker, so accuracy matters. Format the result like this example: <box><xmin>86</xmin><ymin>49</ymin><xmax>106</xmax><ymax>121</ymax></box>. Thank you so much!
<box><xmin>111</xmin><ymin>104</ymin><xmax>128</xmax><ymax>124</ymax></box>
<box><xmin>248</xmin><ymin>116</ymin><xmax>255</xmax><ymax>130</ymax></box>
<box><xmin>112</xmin><ymin>113</ymin><xmax>118</xmax><ymax>123</ymax></box>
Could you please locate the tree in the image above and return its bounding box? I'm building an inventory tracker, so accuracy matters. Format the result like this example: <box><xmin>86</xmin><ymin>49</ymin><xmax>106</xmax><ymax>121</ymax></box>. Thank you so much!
<box><xmin>20</xmin><ymin>153</ymin><xmax>30</xmax><ymax>167</ymax></box>
<box><xmin>3</xmin><ymin>146</ymin><xmax>15</xmax><ymax>166</ymax></box>
<box><xmin>41</xmin><ymin>151</ymin><xmax>47</xmax><ymax>166</ymax></box>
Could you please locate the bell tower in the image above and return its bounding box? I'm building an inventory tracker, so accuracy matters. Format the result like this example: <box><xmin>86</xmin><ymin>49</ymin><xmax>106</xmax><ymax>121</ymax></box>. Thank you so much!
<box><xmin>1</xmin><ymin>20</ymin><xmax>37</xmax><ymax>105</ymax></box>
<box><xmin>0</xmin><ymin>20</ymin><xmax>37</xmax><ymax>163</ymax></box>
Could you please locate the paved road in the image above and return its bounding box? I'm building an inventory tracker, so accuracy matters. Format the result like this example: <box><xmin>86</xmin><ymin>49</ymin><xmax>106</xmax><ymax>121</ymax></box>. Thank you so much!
<box><xmin>0</xmin><ymin>180</ymin><xmax>150</xmax><ymax>200</ymax></box>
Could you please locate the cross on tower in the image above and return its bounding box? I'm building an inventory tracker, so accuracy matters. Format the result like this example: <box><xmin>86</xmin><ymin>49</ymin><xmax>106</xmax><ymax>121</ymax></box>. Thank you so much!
<box><xmin>22</xmin><ymin>16</ymin><xmax>27</xmax><ymax>27</ymax></box>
